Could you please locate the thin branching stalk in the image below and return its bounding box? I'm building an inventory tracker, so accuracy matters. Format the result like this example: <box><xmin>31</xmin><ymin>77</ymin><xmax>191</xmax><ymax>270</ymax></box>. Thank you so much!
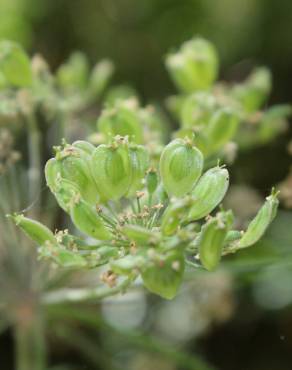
<box><xmin>27</xmin><ymin>113</ymin><xmax>42</xmax><ymax>219</ymax></box>
<box><xmin>14</xmin><ymin>305</ymin><xmax>46</xmax><ymax>370</ymax></box>
<box><xmin>42</xmin><ymin>275</ymin><xmax>136</xmax><ymax>305</ymax></box>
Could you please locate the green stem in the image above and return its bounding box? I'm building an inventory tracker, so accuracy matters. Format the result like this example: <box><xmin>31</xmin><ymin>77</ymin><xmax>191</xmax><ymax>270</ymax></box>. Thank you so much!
<box><xmin>48</xmin><ymin>306</ymin><xmax>215</xmax><ymax>370</ymax></box>
<box><xmin>42</xmin><ymin>275</ymin><xmax>136</xmax><ymax>305</ymax></box>
<box><xmin>27</xmin><ymin>113</ymin><xmax>41</xmax><ymax>219</ymax></box>
<box><xmin>14</xmin><ymin>306</ymin><xmax>46</xmax><ymax>370</ymax></box>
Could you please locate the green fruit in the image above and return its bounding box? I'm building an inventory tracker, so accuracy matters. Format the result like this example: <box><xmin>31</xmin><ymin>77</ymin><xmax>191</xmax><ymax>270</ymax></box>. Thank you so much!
<box><xmin>207</xmin><ymin>108</ymin><xmax>239</xmax><ymax>154</ymax></box>
<box><xmin>53</xmin><ymin>178</ymin><xmax>80</xmax><ymax>213</ymax></box>
<box><xmin>160</xmin><ymin>139</ymin><xmax>203</xmax><ymax>197</ymax></box>
<box><xmin>72</xmin><ymin>140</ymin><xmax>95</xmax><ymax>155</ymax></box>
<box><xmin>188</xmin><ymin>166</ymin><xmax>229</xmax><ymax>221</ymax></box>
<box><xmin>56</xmin><ymin>145</ymin><xmax>99</xmax><ymax>205</ymax></box>
<box><xmin>126</xmin><ymin>144</ymin><xmax>149</xmax><ymax>197</ymax></box>
<box><xmin>111</xmin><ymin>255</ymin><xmax>146</xmax><ymax>275</ymax></box>
<box><xmin>198</xmin><ymin>211</ymin><xmax>233</xmax><ymax>271</ymax></box>
<box><xmin>98</xmin><ymin>100</ymin><xmax>143</xmax><ymax>144</ymax></box>
<box><xmin>53</xmin><ymin>249</ymin><xmax>87</xmax><ymax>268</ymax></box>
<box><xmin>142</xmin><ymin>250</ymin><xmax>185</xmax><ymax>299</ymax></box>
<box><xmin>238</xmin><ymin>190</ymin><xmax>278</xmax><ymax>249</ymax></box>
<box><xmin>71</xmin><ymin>198</ymin><xmax>112</xmax><ymax>240</ymax></box>
<box><xmin>232</xmin><ymin>67</ymin><xmax>271</xmax><ymax>113</ymax></box>
<box><xmin>0</xmin><ymin>41</ymin><xmax>32</xmax><ymax>87</ymax></box>
<box><xmin>161</xmin><ymin>198</ymin><xmax>191</xmax><ymax>236</ymax></box>
<box><xmin>180</xmin><ymin>92</ymin><xmax>217</xmax><ymax>128</ymax></box>
<box><xmin>56</xmin><ymin>51</ymin><xmax>89</xmax><ymax>91</ymax></box>
<box><xmin>45</xmin><ymin>158</ymin><xmax>63</xmax><ymax>192</ymax></box>
<box><xmin>146</xmin><ymin>168</ymin><xmax>158</xmax><ymax>195</ymax></box>
<box><xmin>122</xmin><ymin>224</ymin><xmax>159</xmax><ymax>245</ymax></box>
<box><xmin>91</xmin><ymin>140</ymin><xmax>132</xmax><ymax>201</ymax></box>
<box><xmin>165</xmin><ymin>37</ymin><xmax>219</xmax><ymax>93</ymax></box>
<box><xmin>9</xmin><ymin>214</ymin><xmax>55</xmax><ymax>246</ymax></box>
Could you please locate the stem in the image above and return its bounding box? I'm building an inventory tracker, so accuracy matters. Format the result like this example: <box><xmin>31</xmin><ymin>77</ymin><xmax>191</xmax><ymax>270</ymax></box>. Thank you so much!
<box><xmin>48</xmin><ymin>306</ymin><xmax>215</xmax><ymax>370</ymax></box>
<box><xmin>27</xmin><ymin>113</ymin><xmax>41</xmax><ymax>219</ymax></box>
<box><xmin>14</xmin><ymin>305</ymin><xmax>46</xmax><ymax>370</ymax></box>
<box><xmin>42</xmin><ymin>275</ymin><xmax>136</xmax><ymax>305</ymax></box>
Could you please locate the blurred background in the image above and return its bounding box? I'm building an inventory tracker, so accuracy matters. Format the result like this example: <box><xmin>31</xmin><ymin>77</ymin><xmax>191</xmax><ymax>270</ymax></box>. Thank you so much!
<box><xmin>1</xmin><ymin>0</ymin><xmax>292</xmax><ymax>369</ymax></box>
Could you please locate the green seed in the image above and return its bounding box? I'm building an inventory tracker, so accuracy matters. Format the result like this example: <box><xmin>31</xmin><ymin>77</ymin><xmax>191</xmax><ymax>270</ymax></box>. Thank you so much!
<box><xmin>72</xmin><ymin>140</ymin><xmax>95</xmax><ymax>155</ymax></box>
<box><xmin>146</xmin><ymin>168</ymin><xmax>158</xmax><ymax>195</ymax></box>
<box><xmin>198</xmin><ymin>211</ymin><xmax>233</xmax><ymax>271</ymax></box>
<box><xmin>91</xmin><ymin>140</ymin><xmax>132</xmax><ymax>201</ymax></box>
<box><xmin>188</xmin><ymin>166</ymin><xmax>229</xmax><ymax>221</ymax></box>
<box><xmin>54</xmin><ymin>178</ymin><xmax>80</xmax><ymax>213</ymax></box>
<box><xmin>98</xmin><ymin>100</ymin><xmax>143</xmax><ymax>144</ymax></box>
<box><xmin>161</xmin><ymin>198</ymin><xmax>191</xmax><ymax>236</ymax></box>
<box><xmin>142</xmin><ymin>250</ymin><xmax>185</xmax><ymax>299</ymax></box>
<box><xmin>237</xmin><ymin>190</ymin><xmax>279</xmax><ymax>249</ymax></box>
<box><xmin>165</xmin><ymin>37</ymin><xmax>219</xmax><ymax>93</ymax></box>
<box><xmin>0</xmin><ymin>41</ymin><xmax>32</xmax><ymax>87</ymax></box>
<box><xmin>159</xmin><ymin>138</ymin><xmax>203</xmax><ymax>197</ymax></box>
<box><xmin>126</xmin><ymin>144</ymin><xmax>149</xmax><ymax>197</ymax></box>
<box><xmin>9</xmin><ymin>214</ymin><xmax>55</xmax><ymax>246</ymax></box>
<box><xmin>206</xmin><ymin>108</ymin><xmax>239</xmax><ymax>154</ymax></box>
<box><xmin>57</xmin><ymin>146</ymin><xmax>99</xmax><ymax>205</ymax></box>
<box><xmin>71</xmin><ymin>198</ymin><xmax>112</xmax><ymax>240</ymax></box>
<box><xmin>45</xmin><ymin>158</ymin><xmax>63</xmax><ymax>192</ymax></box>
<box><xmin>53</xmin><ymin>249</ymin><xmax>87</xmax><ymax>268</ymax></box>
<box><xmin>111</xmin><ymin>255</ymin><xmax>146</xmax><ymax>275</ymax></box>
<box><xmin>122</xmin><ymin>224</ymin><xmax>159</xmax><ymax>245</ymax></box>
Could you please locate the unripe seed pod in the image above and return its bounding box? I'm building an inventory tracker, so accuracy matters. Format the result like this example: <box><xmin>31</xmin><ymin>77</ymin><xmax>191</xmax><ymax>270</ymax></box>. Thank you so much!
<box><xmin>98</xmin><ymin>99</ymin><xmax>143</xmax><ymax>144</ymax></box>
<box><xmin>152</xmin><ymin>183</ymin><xmax>168</xmax><ymax>205</ymax></box>
<box><xmin>159</xmin><ymin>139</ymin><xmax>203</xmax><ymax>197</ymax></box>
<box><xmin>207</xmin><ymin>108</ymin><xmax>239</xmax><ymax>154</ymax></box>
<box><xmin>55</xmin><ymin>145</ymin><xmax>99</xmax><ymax>205</ymax></box>
<box><xmin>0</xmin><ymin>41</ymin><xmax>32</xmax><ymax>87</ymax></box>
<box><xmin>89</xmin><ymin>59</ymin><xmax>114</xmax><ymax>98</ymax></box>
<box><xmin>72</xmin><ymin>140</ymin><xmax>95</xmax><ymax>155</ymax></box>
<box><xmin>188</xmin><ymin>166</ymin><xmax>229</xmax><ymax>221</ymax></box>
<box><xmin>181</xmin><ymin>92</ymin><xmax>217</xmax><ymax>128</ymax></box>
<box><xmin>45</xmin><ymin>158</ymin><xmax>62</xmax><ymax>192</ymax></box>
<box><xmin>122</xmin><ymin>224</ymin><xmax>159</xmax><ymax>245</ymax></box>
<box><xmin>165</xmin><ymin>37</ymin><xmax>219</xmax><ymax>93</ymax></box>
<box><xmin>89</xmin><ymin>245</ymin><xmax>119</xmax><ymax>267</ymax></box>
<box><xmin>54</xmin><ymin>178</ymin><xmax>80</xmax><ymax>213</ymax></box>
<box><xmin>126</xmin><ymin>144</ymin><xmax>149</xmax><ymax>197</ymax></box>
<box><xmin>71</xmin><ymin>198</ymin><xmax>112</xmax><ymax>240</ymax></box>
<box><xmin>232</xmin><ymin>67</ymin><xmax>272</xmax><ymax>113</ymax></box>
<box><xmin>224</xmin><ymin>230</ymin><xmax>242</xmax><ymax>244</ymax></box>
<box><xmin>53</xmin><ymin>249</ymin><xmax>87</xmax><ymax>268</ymax></box>
<box><xmin>91</xmin><ymin>139</ymin><xmax>132</xmax><ymax>201</ymax></box>
<box><xmin>238</xmin><ymin>190</ymin><xmax>279</xmax><ymax>249</ymax></box>
<box><xmin>161</xmin><ymin>198</ymin><xmax>191</xmax><ymax>236</ymax></box>
<box><xmin>9</xmin><ymin>214</ymin><xmax>55</xmax><ymax>246</ymax></box>
<box><xmin>111</xmin><ymin>255</ymin><xmax>146</xmax><ymax>275</ymax></box>
<box><xmin>199</xmin><ymin>211</ymin><xmax>233</xmax><ymax>271</ymax></box>
<box><xmin>146</xmin><ymin>168</ymin><xmax>158</xmax><ymax>195</ymax></box>
<box><xmin>56</xmin><ymin>51</ymin><xmax>89</xmax><ymax>92</ymax></box>
<box><xmin>142</xmin><ymin>250</ymin><xmax>185</xmax><ymax>299</ymax></box>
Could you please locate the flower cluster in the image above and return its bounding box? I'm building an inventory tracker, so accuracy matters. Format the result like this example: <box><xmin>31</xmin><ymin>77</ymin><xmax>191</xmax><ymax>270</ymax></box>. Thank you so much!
<box><xmin>11</xmin><ymin>136</ymin><xmax>278</xmax><ymax>299</ymax></box>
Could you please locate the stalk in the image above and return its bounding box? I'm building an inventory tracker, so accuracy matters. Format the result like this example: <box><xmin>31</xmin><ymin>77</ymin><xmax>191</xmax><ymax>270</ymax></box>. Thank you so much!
<box><xmin>14</xmin><ymin>304</ymin><xmax>46</xmax><ymax>370</ymax></box>
<box><xmin>27</xmin><ymin>113</ymin><xmax>42</xmax><ymax>219</ymax></box>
